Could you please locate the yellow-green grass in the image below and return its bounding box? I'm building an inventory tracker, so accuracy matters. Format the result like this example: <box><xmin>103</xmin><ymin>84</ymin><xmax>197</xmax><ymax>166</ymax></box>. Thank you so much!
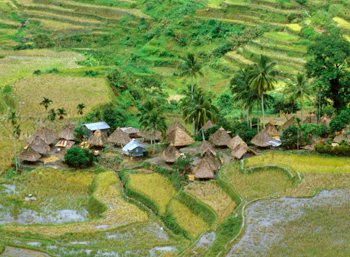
<box><xmin>0</xmin><ymin>1</ymin><xmax>11</xmax><ymax>11</ymax></box>
<box><xmin>31</xmin><ymin>18</ymin><xmax>87</xmax><ymax>31</ymax></box>
<box><xmin>246</xmin><ymin>152</ymin><xmax>350</xmax><ymax>173</ymax></box>
<box><xmin>128</xmin><ymin>173</ymin><xmax>177</xmax><ymax>215</ymax></box>
<box><xmin>285</xmin><ymin>23</ymin><xmax>302</xmax><ymax>33</ymax></box>
<box><xmin>186</xmin><ymin>182</ymin><xmax>237</xmax><ymax>225</ymax></box>
<box><xmin>264</xmin><ymin>31</ymin><xmax>299</xmax><ymax>42</ymax></box>
<box><xmin>170</xmin><ymin>199</ymin><xmax>209</xmax><ymax>239</ymax></box>
<box><xmin>221</xmin><ymin>162</ymin><xmax>293</xmax><ymax>201</ymax></box>
<box><xmin>0</xmin><ymin>18</ymin><xmax>20</xmax><ymax>26</ymax></box>
<box><xmin>24</xmin><ymin>10</ymin><xmax>103</xmax><ymax>24</ymax></box>
<box><xmin>5</xmin><ymin>170</ymin><xmax>148</xmax><ymax>235</ymax></box>
<box><xmin>333</xmin><ymin>17</ymin><xmax>350</xmax><ymax>30</ymax></box>
<box><xmin>345</xmin><ymin>35</ymin><xmax>350</xmax><ymax>42</ymax></box>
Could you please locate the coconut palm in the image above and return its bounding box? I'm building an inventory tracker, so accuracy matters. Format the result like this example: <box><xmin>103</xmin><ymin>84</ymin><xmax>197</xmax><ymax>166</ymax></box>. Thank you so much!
<box><xmin>179</xmin><ymin>53</ymin><xmax>203</xmax><ymax>95</ymax></box>
<box><xmin>284</xmin><ymin>73</ymin><xmax>312</xmax><ymax>125</ymax></box>
<box><xmin>47</xmin><ymin>108</ymin><xmax>56</xmax><ymax>121</ymax></box>
<box><xmin>249</xmin><ymin>55</ymin><xmax>278</xmax><ymax>129</ymax></box>
<box><xmin>40</xmin><ymin>97</ymin><xmax>53</xmax><ymax>110</ymax></box>
<box><xmin>7</xmin><ymin>111</ymin><xmax>18</xmax><ymax>126</ymax></box>
<box><xmin>77</xmin><ymin>103</ymin><xmax>86</xmax><ymax>115</ymax></box>
<box><xmin>7</xmin><ymin>111</ymin><xmax>19</xmax><ymax>170</ymax></box>
<box><xmin>181</xmin><ymin>87</ymin><xmax>218</xmax><ymax>141</ymax></box>
<box><xmin>57</xmin><ymin>107</ymin><xmax>67</xmax><ymax>120</ymax></box>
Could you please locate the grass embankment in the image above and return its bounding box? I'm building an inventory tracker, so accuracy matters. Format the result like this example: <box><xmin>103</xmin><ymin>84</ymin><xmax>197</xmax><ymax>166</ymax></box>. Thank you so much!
<box><xmin>246</xmin><ymin>151</ymin><xmax>350</xmax><ymax>173</ymax></box>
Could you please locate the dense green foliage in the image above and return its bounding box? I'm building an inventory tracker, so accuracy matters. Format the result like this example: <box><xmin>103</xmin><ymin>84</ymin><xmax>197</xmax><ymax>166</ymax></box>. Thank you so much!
<box><xmin>315</xmin><ymin>144</ymin><xmax>350</xmax><ymax>156</ymax></box>
<box><xmin>64</xmin><ymin>147</ymin><xmax>94</xmax><ymax>168</ymax></box>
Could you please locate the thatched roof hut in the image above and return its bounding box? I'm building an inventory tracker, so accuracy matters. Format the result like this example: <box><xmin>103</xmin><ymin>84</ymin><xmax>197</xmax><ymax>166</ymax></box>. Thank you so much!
<box><xmin>197</xmin><ymin>141</ymin><xmax>216</xmax><ymax>156</ymax></box>
<box><xmin>167</xmin><ymin>127</ymin><xmax>195</xmax><ymax>147</ymax></box>
<box><xmin>166</xmin><ymin>121</ymin><xmax>191</xmax><ymax>136</ymax></box>
<box><xmin>88</xmin><ymin>129</ymin><xmax>108</xmax><ymax>147</ymax></box>
<box><xmin>209</xmin><ymin>127</ymin><xmax>231</xmax><ymax>147</ymax></box>
<box><xmin>318</xmin><ymin>114</ymin><xmax>331</xmax><ymax>127</ymax></box>
<box><xmin>333</xmin><ymin>128</ymin><xmax>350</xmax><ymax>144</ymax></box>
<box><xmin>194</xmin><ymin>158</ymin><xmax>215</xmax><ymax>180</ymax></box>
<box><xmin>27</xmin><ymin>127</ymin><xmax>57</xmax><ymax>145</ymax></box>
<box><xmin>265</xmin><ymin>122</ymin><xmax>279</xmax><ymax>137</ymax></box>
<box><xmin>161</xmin><ymin>144</ymin><xmax>181</xmax><ymax>163</ymax></box>
<box><xmin>202</xmin><ymin>120</ymin><xmax>216</xmax><ymax>131</ymax></box>
<box><xmin>281</xmin><ymin>116</ymin><xmax>295</xmax><ymax>130</ymax></box>
<box><xmin>140</xmin><ymin>129</ymin><xmax>162</xmax><ymax>142</ymax></box>
<box><xmin>121</xmin><ymin>127</ymin><xmax>141</xmax><ymax>138</ymax></box>
<box><xmin>251</xmin><ymin>129</ymin><xmax>274</xmax><ymax>148</ymax></box>
<box><xmin>303</xmin><ymin>114</ymin><xmax>317</xmax><ymax>124</ymax></box>
<box><xmin>228</xmin><ymin>135</ymin><xmax>246</xmax><ymax>150</ymax></box>
<box><xmin>107</xmin><ymin>128</ymin><xmax>131</xmax><ymax>146</ymax></box>
<box><xmin>59</xmin><ymin>124</ymin><xmax>75</xmax><ymax>141</ymax></box>
<box><xmin>29</xmin><ymin>136</ymin><xmax>50</xmax><ymax>154</ymax></box>
<box><xmin>19</xmin><ymin>147</ymin><xmax>41</xmax><ymax>162</ymax></box>
<box><xmin>231</xmin><ymin>143</ymin><xmax>256</xmax><ymax>160</ymax></box>
<box><xmin>203</xmin><ymin>152</ymin><xmax>221</xmax><ymax>171</ymax></box>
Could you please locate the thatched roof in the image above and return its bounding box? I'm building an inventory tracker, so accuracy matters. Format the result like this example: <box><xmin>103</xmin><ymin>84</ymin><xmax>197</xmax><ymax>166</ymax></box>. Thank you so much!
<box><xmin>197</xmin><ymin>141</ymin><xmax>216</xmax><ymax>156</ymax></box>
<box><xmin>107</xmin><ymin>128</ymin><xmax>131</xmax><ymax>146</ymax></box>
<box><xmin>318</xmin><ymin>114</ymin><xmax>331</xmax><ymax>127</ymax></box>
<box><xmin>333</xmin><ymin>128</ymin><xmax>350</xmax><ymax>144</ymax></box>
<box><xmin>167</xmin><ymin>127</ymin><xmax>195</xmax><ymax>147</ymax></box>
<box><xmin>27</xmin><ymin>127</ymin><xmax>57</xmax><ymax>145</ymax></box>
<box><xmin>59</xmin><ymin>124</ymin><xmax>75</xmax><ymax>141</ymax></box>
<box><xmin>29</xmin><ymin>136</ymin><xmax>50</xmax><ymax>154</ymax></box>
<box><xmin>121</xmin><ymin>127</ymin><xmax>141</xmax><ymax>137</ymax></box>
<box><xmin>202</xmin><ymin>120</ymin><xmax>216</xmax><ymax>131</ymax></box>
<box><xmin>19</xmin><ymin>147</ymin><xmax>41</xmax><ymax>162</ymax></box>
<box><xmin>194</xmin><ymin>158</ymin><xmax>215</xmax><ymax>179</ymax></box>
<box><xmin>88</xmin><ymin>129</ymin><xmax>108</xmax><ymax>147</ymax></box>
<box><xmin>203</xmin><ymin>152</ymin><xmax>221</xmax><ymax>171</ymax></box>
<box><xmin>303</xmin><ymin>114</ymin><xmax>317</xmax><ymax>124</ymax></box>
<box><xmin>161</xmin><ymin>145</ymin><xmax>181</xmax><ymax>163</ymax></box>
<box><xmin>281</xmin><ymin>116</ymin><xmax>295</xmax><ymax>130</ymax></box>
<box><xmin>209</xmin><ymin>127</ymin><xmax>231</xmax><ymax>147</ymax></box>
<box><xmin>251</xmin><ymin>129</ymin><xmax>274</xmax><ymax>147</ymax></box>
<box><xmin>140</xmin><ymin>129</ymin><xmax>162</xmax><ymax>142</ymax></box>
<box><xmin>228</xmin><ymin>135</ymin><xmax>246</xmax><ymax>150</ymax></box>
<box><xmin>166</xmin><ymin>121</ymin><xmax>191</xmax><ymax>136</ymax></box>
<box><xmin>265</xmin><ymin>122</ymin><xmax>279</xmax><ymax>137</ymax></box>
<box><xmin>231</xmin><ymin>143</ymin><xmax>256</xmax><ymax>160</ymax></box>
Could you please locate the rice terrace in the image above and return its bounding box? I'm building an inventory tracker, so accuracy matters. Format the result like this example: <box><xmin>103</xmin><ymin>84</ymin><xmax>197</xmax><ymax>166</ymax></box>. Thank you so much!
<box><xmin>1</xmin><ymin>0</ymin><xmax>350</xmax><ymax>255</ymax></box>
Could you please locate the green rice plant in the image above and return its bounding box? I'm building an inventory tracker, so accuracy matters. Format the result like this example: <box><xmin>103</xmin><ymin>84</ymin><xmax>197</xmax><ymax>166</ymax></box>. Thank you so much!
<box><xmin>128</xmin><ymin>173</ymin><xmax>177</xmax><ymax>215</ymax></box>
<box><xmin>264</xmin><ymin>31</ymin><xmax>299</xmax><ymax>41</ymax></box>
<box><xmin>333</xmin><ymin>17</ymin><xmax>350</xmax><ymax>30</ymax></box>
<box><xmin>246</xmin><ymin>151</ymin><xmax>350</xmax><ymax>173</ymax></box>
<box><xmin>221</xmin><ymin>162</ymin><xmax>293</xmax><ymax>201</ymax></box>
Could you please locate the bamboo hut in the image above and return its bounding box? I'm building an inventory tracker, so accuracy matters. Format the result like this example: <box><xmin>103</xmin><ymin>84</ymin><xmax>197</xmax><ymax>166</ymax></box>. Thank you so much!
<box><xmin>203</xmin><ymin>152</ymin><xmax>221</xmax><ymax>171</ymax></box>
<box><xmin>281</xmin><ymin>116</ymin><xmax>295</xmax><ymax>130</ymax></box>
<box><xmin>251</xmin><ymin>129</ymin><xmax>274</xmax><ymax>148</ymax></box>
<box><xmin>167</xmin><ymin>127</ymin><xmax>195</xmax><ymax>147</ymax></box>
<box><xmin>88</xmin><ymin>129</ymin><xmax>108</xmax><ymax>147</ymax></box>
<box><xmin>107</xmin><ymin>128</ymin><xmax>131</xmax><ymax>146</ymax></box>
<box><xmin>140</xmin><ymin>129</ymin><xmax>162</xmax><ymax>142</ymax></box>
<box><xmin>209</xmin><ymin>127</ymin><xmax>231</xmax><ymax>147</ymax></box>
<box><xmin>197</xmin><ymin>141</ymin><xmax>216</xmax><ymax>156</ymax></box>
<box><xmin>27</xmin><ymin>127</ymin><xmax>57</xmax><ymax>145</ymax></box>
<box><xmin>231</xmin><ymin>143</ymin><xmax>256</xmax><ymax>160</ymax></box>
<box><xmin>303</xmin><ymin>114</ymin><xmax>317</xmax><ymax>124</ymax></box>
<box><xmin>58</xmin><ymin>124</ymin><xmax>75</xmax><ymax>141</ymax></box>
<box><xmin>317</xmin><ymin>114</ymin><xmax>331</xmax><ymax>127</ymax></box>
<box><xmin>194</xmin><ymin>158</ymin><xmax>215</xmax><ymax>180</ymax></box>
<box><xmin>166</xmin><ymin>121</ymin><xmax>191</xmax><ymax>136</ymax></box>
<box><xmin>265</xmin><ymin>122</ymin><xmax>279</xmax><ymax>137</ymax></box>
<box><xmin>202</xmin><ymin>120</ymin><xmax>216</xmax><ymax>131</ymax></box>
<box><xmin>228</xmin><ymin>135</ymin><xmax>246</xmax><ymax>150</ymax></box>
<box><xmin>161</xmin><ymin>144</ymin><xmax>181</xmax><ymax>163</ymax></box>
<box><xmin>19</xmin><ymin>147</ymin><xmax>41</xmax><ymax>162</ymax></box>
<box><xmin>29</xmin><ymin>136</ymin><xmax>50</xmax><ymax>154</ymax></box>
<box><xmin>333</xmin><ymin>128</ymin><xmax>350</xmax><ymax>144</ymax></box>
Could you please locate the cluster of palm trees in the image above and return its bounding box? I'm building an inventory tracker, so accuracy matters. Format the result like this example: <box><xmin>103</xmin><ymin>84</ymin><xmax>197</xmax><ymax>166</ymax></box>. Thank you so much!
<box><xmin>39</xmin><ymin>97</ymin><xmax>86</xmax><ymax>121</ymax></box>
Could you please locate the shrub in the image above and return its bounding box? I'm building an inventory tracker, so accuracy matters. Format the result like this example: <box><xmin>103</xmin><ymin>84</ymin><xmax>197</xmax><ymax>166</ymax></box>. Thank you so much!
<box><xmin>173</xmin><ymin>154</ymin><xmax>193</xmax><ymax>175</ymax></box>
<box><xmin>315</xmin><ymin>143</ymin><xmax>350</xmax><ymax>156</ymax></box>
<box><xmin>281</xmin><ymin>126</ymin><xmax>300</xmax><ymax>149</ymax></box>
<box><xmin>64</xmin><ymin>147</ymin><xmax>94</xmax><ymax>168</ymax></box>
<box><xmin>329</xmin><ymin>108</ymin><xmax>350</xmax><ymax>133</ymax></box>
<box><xmin>74</xmin><ymin>126</ymin><xmax>85</xmax><ymax>143</ymax></box>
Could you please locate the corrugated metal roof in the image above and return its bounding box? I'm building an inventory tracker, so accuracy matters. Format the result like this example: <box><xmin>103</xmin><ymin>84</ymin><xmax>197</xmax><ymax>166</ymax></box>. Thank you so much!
<box><xmin>83</xmin><ymin>122</ymin><xmax>110</xmax><ymax>131</ymax></box>
<box><xmin>123</xmin><ymin>139</ymin><xmax>146</xmax><ymax>153</ymax></box>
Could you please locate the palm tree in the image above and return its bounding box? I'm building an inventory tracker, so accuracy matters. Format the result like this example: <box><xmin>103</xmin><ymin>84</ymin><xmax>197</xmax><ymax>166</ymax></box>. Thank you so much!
<box><xmin>7</xmin><ymin>111</ymin><xmax>19</xmax><ymax>170</ymax></box>
<box><xmin>249</xmin><ymin>55</ymin><xmax>278</xmax><ymax>129</ymax></box>
<box><xmin>77</xmin><ymin>103</ymin><xmax>86</xmax><ymax>115</ymax></box>
<box><xmin>284</xmin><ymin>73</ymin><xmax>312</xmax><ymax>125</ymax></box>
<box><xmin>47</xmin><ymin>108</ymin><xmax>56</xmax><ymax>121</ymax></box>
<box><xmin>181</xmin><ymin>87</ymin><xmax>218</xmax><ymax>141</ymax></box>
<box><xmin>57</xmin><ymin>107</ymin><xmax>67</xmax><ymax>120</ymax></box>
<box><xmin>138</xmin><ymin>101</ymin><xmax>167</xmax><ymax>151</ymax></box>
<box><xmin>40</xmin><ymin>97</ymin><xmax>53</xmax><ymax>110</ymax></box>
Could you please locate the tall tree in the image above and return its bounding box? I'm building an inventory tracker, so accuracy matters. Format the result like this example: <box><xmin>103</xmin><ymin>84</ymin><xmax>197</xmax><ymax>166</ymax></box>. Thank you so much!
<box><xmin>57</xmin><ymin>107</ymin><xmax>67</xmax><ymax>120</ymax></box>
<box><xmin>39</xmin><ymin>97</ymin><xmax>53</xmax><ymax>110</ymax></box>
<box><xmin>7</xmin><ymin>111</ymin><xmax>19</xmax><ymax>170</ymax></box>
<box><xmin>181</xmin><ymin>87</ymin><xmax>218</xmax><ymax>141</ymax></box>
<box><xmin>77</xmin><ymin>103</ymin><xmax>86</xmax><ymax>115</ymax></box>
<box><xmin>47</xmin><ymin>108</ymin><xmax>56</xmax><ymax>121</ymax></box>
<box><xmin>284</xmin><ymin>73</ymin><xmax>312</xmax><ymax>125</ymax></box>
<box><xmin>249</xmin><ymin>55</ymin><xmax>278</xmax><ymax>129</ymax></box>
<box><xmin>306</xmin><ymin>32</ymin><xmax>350</xmax><ymax>112</ymax></box>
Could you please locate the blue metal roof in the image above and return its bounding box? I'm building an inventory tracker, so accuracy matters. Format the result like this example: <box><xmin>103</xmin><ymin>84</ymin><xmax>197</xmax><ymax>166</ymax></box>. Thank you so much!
<box><xmin>83</xmin><ymin>122</ymin><xmax>110</xmax><ymax>131</ymax></box>
<box><xmin>123</xmin><ymin>139</ymin><xmax>146</xmax><ymax>153</ymax></box>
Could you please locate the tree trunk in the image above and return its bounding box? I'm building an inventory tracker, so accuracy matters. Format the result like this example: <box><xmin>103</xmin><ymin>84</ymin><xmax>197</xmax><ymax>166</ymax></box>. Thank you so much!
<box><xmin>13</xmin><ymin>133</ymin><xmax>18</xmax><ymax>171</ymax></box>
<box><xmin>191</xmin><ymin>76</ymin><xmax>195</xmax><ymax>136</ymax></box>
<box><xmin>247</xmin><ymin>109</ymin><xmax>249</xmax><ymax>127</ymax></box>
<box><xmin>301</xmin><ymin>102</ymin><xmax>303</xmax><ymax>126</ymax></box>
<box><xmin>257</xmin><ymin>102</ymin><xmax>259</xmax><ymax>133</ymax></box>
<box><xmin>262</xmin><ymin>94</ymin><xmax>265</xmax><ymax>129</ymax></box>
<box><xmin>153</xmin><ymin>131</ymin><xmax>156</xmax><ymax>152</ymax></box>
<box><xmin>202</xmin><ymin>128</ymin><xmax>205</xmax><ymax>142</ymax></box>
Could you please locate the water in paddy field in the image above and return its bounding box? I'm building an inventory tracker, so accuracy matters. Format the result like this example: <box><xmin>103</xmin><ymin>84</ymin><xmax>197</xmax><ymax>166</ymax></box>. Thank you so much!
<box><xmin>1</xmin><ymin>246</ymin><xmax>50</xmax><ymax>257</ymax></box>
<box><xmin>226</xmin><ymin>189</ymin><xmax>350</xmax><ymax>256</ymax></box>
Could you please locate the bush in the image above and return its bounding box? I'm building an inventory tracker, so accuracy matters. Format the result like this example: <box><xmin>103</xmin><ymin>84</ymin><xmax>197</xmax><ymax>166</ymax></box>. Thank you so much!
<box><xmin>281</xmin><ymin>126</ymin><xmax>300</xmax><ymax>149</ymax></box>
<box><xmin>173</xmin><ymin>154</ymin><xmax>193</xmax><ymax>175</ymax></box>
<box><xmin>64</xmin><ymin>147</ymin><xmax>94</xmax><ymax>168</ymax></box>
<box><xmin>329</xmin><ymin>108</ymin><xmax>350</xmax><ymax>133</ymax></box>
<box><xmin>315</xmin><ymin>143</ymin><xmax>350</xmax><ymax>156</ymax></box>
<box><xmin>74</xmin><ymin>126</ymin><xmax>85</xmax><ymax>143</ymax></box>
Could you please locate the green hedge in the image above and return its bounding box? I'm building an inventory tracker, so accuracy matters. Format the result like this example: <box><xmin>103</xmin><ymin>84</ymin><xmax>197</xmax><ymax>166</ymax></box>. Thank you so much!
<box><xmin>163</xmin><ymin>202</ymin><xmax>192</xmax><ymax>240</ymax></box>
<box><xmin>315</xmin><ymin>144</ymin><xmax>350</xmax><ymax>156</ymax></box>
<box><xmin>216</xmin><ymin>171</ymin><xmax>242</xmax><ymax>206</ymax></box>
<box><xmin>86</xmin><ymin>175</ymin><xmax>108</xmax><ymax>218</ymax></box>
<box><xmin>176</xmin><ymin>191</ymin><xmax>217</xmax><ymax>227</ymax></box>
